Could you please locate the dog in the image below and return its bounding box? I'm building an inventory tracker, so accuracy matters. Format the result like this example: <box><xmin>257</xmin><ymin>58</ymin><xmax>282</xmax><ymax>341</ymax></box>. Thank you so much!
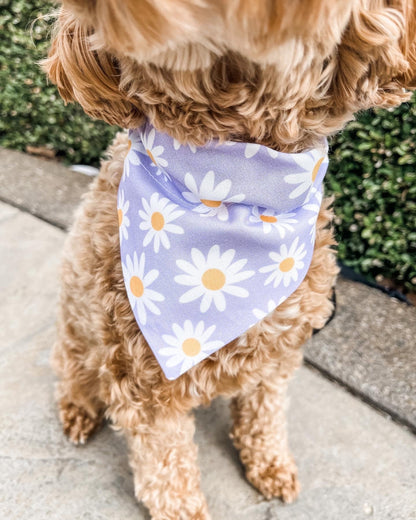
<box><xmin>43</xmin><ymin>1</ymin><xmax>416</xmax><ymax>518</ymax></box>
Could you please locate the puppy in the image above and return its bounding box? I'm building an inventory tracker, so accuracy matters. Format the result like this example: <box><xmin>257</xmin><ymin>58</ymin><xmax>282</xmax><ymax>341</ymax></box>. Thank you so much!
<box><xmin>44</xmin><ymin>1</ymin><xmax>416</xmax><ymax>519</ymax></box>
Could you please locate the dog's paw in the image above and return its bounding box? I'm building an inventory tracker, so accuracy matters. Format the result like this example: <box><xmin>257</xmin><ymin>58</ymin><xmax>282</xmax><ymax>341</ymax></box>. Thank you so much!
<box><xmin>59</xmin><ymin>402</ymin><xmax>102</xmax><ymax>445</ymax></box>
<box><xmin>246</xmin><ymin>456</ymin><xmax>300</xmax><ymax>503</ymax></box>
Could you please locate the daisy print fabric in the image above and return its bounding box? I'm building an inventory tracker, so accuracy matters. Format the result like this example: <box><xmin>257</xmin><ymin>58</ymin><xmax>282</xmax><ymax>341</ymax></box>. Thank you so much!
<box><xmin>119</xmin><ymin>121</ymin><xmax>329</xmax><ymax>380</ymax></box>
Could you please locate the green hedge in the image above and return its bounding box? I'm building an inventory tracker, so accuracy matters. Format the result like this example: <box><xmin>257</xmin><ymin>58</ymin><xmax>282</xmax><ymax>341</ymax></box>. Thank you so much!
<box><xmin>0</xmin><ymin>0</ymin><xmax>118</xmax><ymax>165</ymax></box>
<box><xmin>1</xmin><ymin>0</ymin><xmax>415</xmax><ymax>292</ymax></box>
<box><xmin>328</xmin><ymin>105</ymin><xmax>416</xmax><ymax>293</ymax></box>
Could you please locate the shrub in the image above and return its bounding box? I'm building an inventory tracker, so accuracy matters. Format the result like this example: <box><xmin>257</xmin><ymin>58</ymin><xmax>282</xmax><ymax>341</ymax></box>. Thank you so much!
<box><xmin>1</xmin><ymin>0</ymin><xmax>414</xmax><ymax>292</ymax></box>
<box><xmin>327</xmin><ymin>103</ymin><xmax>416</xmax><ymax>294</ymax></box>
<box><xmin>0</xmin><ymin>0</ymin><xmax>118</xmax><ymax>166</ymax></box>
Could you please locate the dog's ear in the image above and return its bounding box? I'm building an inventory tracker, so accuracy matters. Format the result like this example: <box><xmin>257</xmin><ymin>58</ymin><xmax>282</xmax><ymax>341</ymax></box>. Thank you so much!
<box><xmin>398</xmin><ymin>0</ymin><xmax>416</xmax><ymax>88</ymax></box>
<box><xmin>330</xmin><ymin>0</ymin><xmax>416</xmax><ymax>113</ymax></box>
<box><xmin>42</xmin><ymin>9</ymin><xmax>144</xmax><ymax>128</ymax></box>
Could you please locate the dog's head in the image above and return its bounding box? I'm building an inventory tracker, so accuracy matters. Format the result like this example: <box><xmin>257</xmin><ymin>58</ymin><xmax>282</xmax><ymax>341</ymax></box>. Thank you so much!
<box><xmin>44</xmin><ymin>0</ymin><xmax>416</xmax><ymax>151</ymax></box>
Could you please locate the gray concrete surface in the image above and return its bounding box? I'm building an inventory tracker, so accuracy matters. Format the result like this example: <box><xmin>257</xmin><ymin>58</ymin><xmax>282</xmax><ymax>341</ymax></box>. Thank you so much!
<box><xmin>305</xmin><ymin>278</ymin><xmax>416</xmax><ymax>431</ymax></box>
<box><xmin>1</xmin><ymin>201</ymin><xmax>416</xmax><ymax>519</ymax></box>
<box><xmin>0</xmin><ymin>148</ymin><xmax>92</xmax><ymax>229</ymax></box>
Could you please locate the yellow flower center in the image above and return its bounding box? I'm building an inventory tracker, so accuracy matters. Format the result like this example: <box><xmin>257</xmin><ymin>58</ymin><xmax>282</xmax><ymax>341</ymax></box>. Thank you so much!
<box><xmin>147</xmin><ymin>149</ymin><xmax>157</xmax><ymax>165</ymax></box>
<box><xmin>151</xmin><ymin>211</ymin><xmax>165</xmax><ymax>231</ymax></box>
<box><xmin>127</xmin><ymin>139</ymin><xmax>132</xmax><ymax>152</ymax></box>
<box><xmin>202</xmin><ymin>268</ymin><xmax>226</xmax><ymax>291</ymax></box>
<box><xmin>130</xmin><ymin>276</ymin><xmax>144</xmax><ymax>297</ymax></box>
<box><xmin>200</xmin><ymin>199</ymin><xmax>222</xmax><ymax>208</ymax></box>
<box><xmin>279</xmin><ymin>257</ymin><xmax>295</xmax><ymax>273</ymax></box>
<box><xmin>182</xmin><ymin>338</ymin><xmax>201</xmax><ymax>357</ymax></box>
<box><xmin>118</xmin><ymin>208</ymin><xmax>123</xmax><ymax>227</ymax></box>
<box><xmin>260</xmin><ymin>215</ymin><xmax>277</xmax><ymax>223</ymax></box>
<box><xmin>312</xmin><ymin>157</ymin><xmax>325</xmax><ymax>182</ymax></box>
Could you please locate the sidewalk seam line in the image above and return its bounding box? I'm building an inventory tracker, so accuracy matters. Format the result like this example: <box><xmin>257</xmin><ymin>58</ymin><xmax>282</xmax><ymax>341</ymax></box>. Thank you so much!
<box><xmin>0</xmin><ymin>195</ymin><xmax>67</xmax><ymax>230</ymax></box>
<box><xmin>304</xmin><ymin>357</ymin><xmax>416</xmax><ymax>435</ymax></box>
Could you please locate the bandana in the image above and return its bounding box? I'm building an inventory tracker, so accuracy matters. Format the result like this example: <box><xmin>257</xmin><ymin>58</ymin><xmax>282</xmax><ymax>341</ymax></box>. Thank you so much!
<box><xmin>118</xmin><ymin>122</ymin><xmax>328</xmax><ymax>380</ymax></box>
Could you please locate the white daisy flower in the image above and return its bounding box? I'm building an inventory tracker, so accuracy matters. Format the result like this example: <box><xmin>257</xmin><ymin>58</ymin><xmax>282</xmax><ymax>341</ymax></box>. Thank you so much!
<box><xmin>249</xmin><ymin>207</ymin><xmax>298</xmax><ymax>237</ymax></box>
<box><xmin>284</xmin><ymin>150</ymin><xmax>326</xmax><ymax>200</ymax></box>
<box><xmin>117</xmin><ymin>189</ymin><xmax>130</xmax><ymax>242</ymax></box>
<box><xmin>159</xmin><ymin>320</ymin><xmax>223</xmax><ymax>375</ymax></box>
<box><xmin>122</xmin><ymin>252</ymin><xmax>164</xmax><ymax>325</ymax></box>
<box><xmin>259</xmin><ymin>237</ymin><xmax>307</xmax><ymax>288</ymax></box>
<box><xmin>252</xmin><ymin>299</ymin><xmax>278</xmax><ymax>321</ymax></box>
<box><xmin>123</xmin><ymin>136</ymin><xmax>142</xmax><ymax>180</ymax></box>
<box><xmin>173</xmin><ymin>139</ymin><xmax>197</xmax><ymax>153</ymax></box>
<box><xmin>139</xmin><ymin>192</ymin><xmax>185</xmax><ymax>253</ymax></box>
<box><xmin>304</xmin><ymin>188</ymin><xmax>323</xmax><ymax>243</ymax></box>
<box><xmin>182</xmin><ymin>170</ymin><xmax>245</xmax><ymax>221</ymax></box>
<box><xmin>175</xmin><ymin>245</ymin><xmax>255</xmax><ymax>313</ymax></box>
<box><xmin>250</xmin><ymin>296</ymin><xmax>291</xmax><ymax>330</ymax></box>
<box><xmin>140</xmin><ymin>127</ymin><xmax>169</xmax><ymax>170</ymax></box>
<box><xmin>245</xmin><ymin>143</ymin><xmax>279</xmax><ymax>159</ymax></box>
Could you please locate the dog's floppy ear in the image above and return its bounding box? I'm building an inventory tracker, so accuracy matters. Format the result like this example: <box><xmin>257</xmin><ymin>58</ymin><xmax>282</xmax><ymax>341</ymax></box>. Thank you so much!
<box><xmin>42</xmin><ymin>9</ymin><xmax>144</xmax><ymax>128</ymax></box>
<box><xmin>398</xmin><ymin>0</ymin><xmax>416</xmax><ymax>88</ymax></box>
<box><xmin>330</xmin><ymin>0</ymin><xmax>416</xmax><ymax>113</ymax></box>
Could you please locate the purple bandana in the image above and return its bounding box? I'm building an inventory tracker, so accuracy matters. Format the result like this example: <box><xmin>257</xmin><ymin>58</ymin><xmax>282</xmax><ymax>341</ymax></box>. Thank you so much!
<box><xmin>118</xmin><ymin>122</ymin><xmax>328</xmax><ymax>380</ymax></box>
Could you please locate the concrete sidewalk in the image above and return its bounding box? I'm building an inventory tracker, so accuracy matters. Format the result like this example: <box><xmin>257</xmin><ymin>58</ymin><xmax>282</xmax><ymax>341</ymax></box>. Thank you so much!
<box><xmin>0</xmin><ymin>203</ymin><xmax>415</xmax><ymax>519</ymax></box>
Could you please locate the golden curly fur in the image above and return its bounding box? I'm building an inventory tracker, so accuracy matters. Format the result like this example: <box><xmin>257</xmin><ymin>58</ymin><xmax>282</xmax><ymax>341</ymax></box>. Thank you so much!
<box><xmin>43</xmin><ymin>1</ymin><xmax>416</xmax><ymax>518</ymax></box>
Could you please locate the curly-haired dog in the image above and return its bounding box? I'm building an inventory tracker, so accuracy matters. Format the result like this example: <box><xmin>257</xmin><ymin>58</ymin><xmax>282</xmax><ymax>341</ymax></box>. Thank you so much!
<box><xmin>43</xmin><ymin>1</ymin><xmax>416</xmax><ymax>518</ymax></box>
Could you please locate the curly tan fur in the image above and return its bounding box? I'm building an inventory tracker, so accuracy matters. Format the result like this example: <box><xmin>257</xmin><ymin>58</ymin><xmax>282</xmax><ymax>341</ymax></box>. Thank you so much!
<box><xmin>44</xmin><ymin>1</ymin><xmax>416</xmax><ymax>518</ymax></box>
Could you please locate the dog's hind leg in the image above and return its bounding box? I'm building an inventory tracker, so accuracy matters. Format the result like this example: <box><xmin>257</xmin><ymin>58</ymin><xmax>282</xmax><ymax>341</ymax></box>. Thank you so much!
<box><xmin>51</xmin><ymin>135</ymin><xmax>128</xmax><ymax>445</ymax></box>
<box><xmin>125</xmin><ymin>411</ymin><xmax>211</xmax><ymax>520</ymax></box>
<box><xmin>52</xmin><ymin>293</ymin><xmax>105</xmax><ymax>445</ymax></box>
<box><xmin>230</xmin><ymin>374</ymin><xmax>300</xmax><ymax>503</ymax></box>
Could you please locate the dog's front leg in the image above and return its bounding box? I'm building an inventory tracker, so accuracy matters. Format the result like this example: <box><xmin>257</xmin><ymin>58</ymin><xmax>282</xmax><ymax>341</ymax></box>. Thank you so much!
<box><xmin>125</xmin><ymin>411</ymin><xmax>210</xmax><ymax>520</ymax></box>
<box><xmin>230</xmin><ymin>375</ymin><xmax>300</xmax><ymax>503</ymax></box>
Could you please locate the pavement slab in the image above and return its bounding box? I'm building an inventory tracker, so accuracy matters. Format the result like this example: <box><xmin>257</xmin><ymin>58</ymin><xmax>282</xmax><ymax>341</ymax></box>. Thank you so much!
<box><xmin>0</xmin><ymin>147</ymin><xmax>92</xmax><ymax>229</ymax></box>
<box><xmin>0</xmin><ymin>204</ymin><xmax>65</xmax><ymax>347</ymax></box>
<box><xmin>1</xmin><ymin>205</ymin><xmax>416</xmax><ymax>520</ymax></box>
<box><xmin>0</xmin><ymin>201</ymin><xmax>19</xmax><ymax>223</ymax></box>
<box><xmin>305</xmin><ymin>278</ymin><xmax>416</xmax><ymax>431</ymax></box>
